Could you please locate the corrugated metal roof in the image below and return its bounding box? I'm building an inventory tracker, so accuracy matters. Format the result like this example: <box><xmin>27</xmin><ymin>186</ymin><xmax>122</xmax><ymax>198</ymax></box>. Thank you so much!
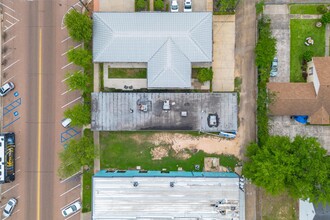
<box><xmin>93</xmin><ymin>12</ymin><xmax>212</xmax><ymax>88</ymax></box>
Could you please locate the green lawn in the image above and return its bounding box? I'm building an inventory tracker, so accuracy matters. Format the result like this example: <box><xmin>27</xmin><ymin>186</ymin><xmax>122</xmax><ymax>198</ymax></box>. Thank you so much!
<box><xmin>108</xmin><ymin>68</ymin><xmax>147</xmax><ymax>78</ymax></box>
<box><xmin>82</xmin><ymin>169</ymin><xmax>93</xmax><ymax>213</ymax></box>
<box><xmin>290</xmin><ymin>19</ymin><xmax>325</xmax><ymax>82</ymax></box>
<box><xmin>100</xmin><ymin>131</ymin><xmax>239</xmax><ymax>171</ymax></box>
<box><xmin>290</xmin><ymin>4</ymin><xmax>324</xmax><ymax>15</ymax></box>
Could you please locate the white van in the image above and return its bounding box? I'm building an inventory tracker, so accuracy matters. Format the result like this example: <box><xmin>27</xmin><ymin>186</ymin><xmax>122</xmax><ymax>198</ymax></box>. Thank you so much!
<box><xmin>61</xmin><ymin>118</ymin><xmax>72</xmax><ymax>128</ymax></box>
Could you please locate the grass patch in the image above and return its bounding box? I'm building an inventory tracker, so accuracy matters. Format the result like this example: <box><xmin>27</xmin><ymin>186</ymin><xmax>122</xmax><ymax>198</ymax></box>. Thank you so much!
<box><xmin>100</xmin><ymin>131</ymin><xmax>239</xmax><ymax>171</ymax></box>
<box><xmin>82</xmin><ymin>169</ymin><xmax>93</xmax><ymax>213</ymax></box>
<box><xmin>260</xmin><ymin>189</ymin><xmax>298</xmax><ymax>220</ymax></box>
<box><xmin>290</xmin><ymin>19</ymin><xmax>325</xmax><ymax>82</ymax></box>
<box><xmin>108</xmin><ymin>68</ymin><xmax>147</xmax><ymax>78</ymax></box>
<box><xmin>290</xmin><ymin>4</ymin><xmax>323</xmax><ymax>15</ymax></box>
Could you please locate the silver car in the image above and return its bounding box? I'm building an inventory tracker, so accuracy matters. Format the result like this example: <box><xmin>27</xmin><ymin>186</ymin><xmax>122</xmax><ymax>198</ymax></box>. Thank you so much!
<box><xmin>3</xmin><ymin>198</ymin><xmax>17</xmax><ymax>217</ymax></box>
<box><xmin>0</xmin><ymin>82</ymin><xmax>15</xmax><ymax>96</ymax></box>
<box><xmin>62</xmin><ymin>201</ymin><xmax>81</xmax><ymax>217</ymax></box>
<box><xmin>270</xmin><ymin>57</ymin><xmax>278</xmax><ymax>77</ymax></box>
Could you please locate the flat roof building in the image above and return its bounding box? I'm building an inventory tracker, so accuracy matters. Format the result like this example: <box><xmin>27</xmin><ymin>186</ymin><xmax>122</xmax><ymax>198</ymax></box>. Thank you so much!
<box><xmin>92</xmin><ymin>170</ymin><xmax>245</xmax><ymax>220</ymax></box>
<box><xmin>91</xmin><ymin>92</ymin><xmax>238</xmax><ymax>132</ymax></box>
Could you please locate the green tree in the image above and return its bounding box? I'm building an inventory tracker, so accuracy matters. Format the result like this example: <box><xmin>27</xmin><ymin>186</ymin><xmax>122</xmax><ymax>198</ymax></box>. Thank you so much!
<box><xmin>58</xmin><ymin>136</ymin><xmax>95</xmax><ymax>178</ymax></box>
<box><xmin>67</xmin><ymin>48</ymin><xmax>92</xmax><ymax>70</ymax></box>
<box><xmin>66</xmin><ymin>71</ymin><xmax>93</xmax><ymax>93</ymax></box>
<box><xmin>243</xmin><ymin>136</ymin><xmax>330</xmax><ymax>205</ymax></box>
<box><xmin>64</xmin><ymin>104</ymin><xmax>91</xmax><ymax>127</ymax></box>
<box><xmin>154</xmin><ymin>0</ymin><xmax>164</xmax><ymax>11</ymax></box>
<box><xmin>303</xmin><ymin>50</ymin><xmax>313</xmax><ymax>62</ymax></box>
<box><xmin>321</xmin><ymin>12</ymin><xmax>330</xmax><ymax>24</ymax></box>
<box><xmin>136</xmin><ymin>0</ymin><xmax>146</xmax><ymax>11</ymax></box>
<box><xmin>197</xmin><ymin>68</ymin><xmax>213</xmax><ymax>83</ymax></box>
<box><xmin>317</xmin><ymin>5</ymin><xmax>328</xmax><ymax>14</ymax></box>
<box><xmin>255</xmin><ymin>1</ymin><xmax>264</xmax><ymax>15</ymax></box>
<box><xmin>216</xmin><ymin>0</ymin><xmax>238</xmax><ymax>12</ymax></box>
<box><xmin>64</xmin><ymin>10</ymin><xmax>92</xmax><ymax>42</ymax></box>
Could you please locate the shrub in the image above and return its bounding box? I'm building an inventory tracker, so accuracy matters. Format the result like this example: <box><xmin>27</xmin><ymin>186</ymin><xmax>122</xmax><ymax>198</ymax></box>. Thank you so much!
<box><xmin>64</xmin><ymin>10</ymin><xmax>92</xmax><ymax>43</ymax></box>
<box><xmin>154</xmin><ymin>0</ymin><xmax>164</xmax><ymax>11</ymax></box>
<box><xmin>136</xmin><ymin>0</ymin><xmax>146</xmax><ymax>11</ymax></box>
<box><xmin>321</xmin><ymin>12</ymin><xmax>330</xmax><ymax>24</ymax></box>
<box><xmin>256</xmin><ymin>1</ymin><xmax>264</xmax><ymax>15</ymax></box>
<box><xmin>317</xmin><ymin>5</ymin><xmax>328</xmax><ymax>14</ymax></box>
<box><xmin>197</xmin><ymin>68</ymin><xmax>213</xmax><ymax>83</ymax></box>
<box><xmin>303</xmin><ymin>50</ymin><xmax>313</xmax><ymax>62</ymax></box>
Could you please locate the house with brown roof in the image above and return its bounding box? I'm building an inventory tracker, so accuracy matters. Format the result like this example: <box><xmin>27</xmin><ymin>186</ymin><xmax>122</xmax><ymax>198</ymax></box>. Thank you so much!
<box><xmin>267</xmin><ymin>57</ymin><xmax>330</xmax><ymax>125</ymax></box>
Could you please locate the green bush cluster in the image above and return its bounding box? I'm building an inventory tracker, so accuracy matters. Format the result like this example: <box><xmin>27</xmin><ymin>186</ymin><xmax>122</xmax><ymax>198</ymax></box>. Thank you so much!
<box><xmin>321</xmin><ymin>12</ymin><xmax>330</xmax><ymax>24</ymax></box>
<box><xmin>64</xmin><ymin>10</ymin><xmax>92</xmax><ymax>43</ymax></box>
<box><xmin>197</xmin><ymin>68</ymin><xmax>213</xmax><ymax>83</ymax></box>
<box><xmin>255</xmin><ymin>0</ymin><xmax>264</xmax><ymax>15</ymax></box>
<box><xmin>154</xmin><ymin>0</ymin><xmax>164</xmax><ymax>11</ymax></box>
<box><xmin>302</xmin><ymin>50</ymin><xmax>313</xmax><ymax>62</ymax></box>
<box><xmin>215</xmin><ymin>0</ymin><xmax>238</xmax><ymax>13</ymax></box>
<box><xmin>136</xmin><ymin>0</ymin><xmax>146</xmax><ymax>11</ymax></box>
<box><xmin>317</xmin><ymin>5</ymin><xmax>328</xmax><ymax>14</ymax></box>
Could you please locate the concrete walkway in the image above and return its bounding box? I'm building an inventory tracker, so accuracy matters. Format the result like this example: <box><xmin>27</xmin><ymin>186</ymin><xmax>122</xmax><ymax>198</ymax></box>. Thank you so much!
<box><xmin>326</xmin><ymin>24</ymin><xmax>330</xmax><ymax>56</ymax></box>
<box><xmin>212</xmin><ymin>15</ymin><xmax>236</xmax><ymax>91</ymax></box>
<box><xmin>290</xmin><ymin>14</ymin><xmax>322</xmax><ymax>19</ymax></box>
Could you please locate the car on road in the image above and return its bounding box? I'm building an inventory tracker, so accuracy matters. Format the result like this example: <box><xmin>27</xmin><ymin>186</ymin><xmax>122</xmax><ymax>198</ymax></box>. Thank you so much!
<box><xmin>270</xmin><ymin>57</ymin><xmax>278</xmax><ymax>77</ymax></box>
<box><xmin>184</xmin><ymin>0</ymin><xmax>192</xmax><ymax>12</ymax></box>
<box><xmin>3</xmin><ymin>198</ymin><xmax>17</xmax><ymax>217</ymax></box>
<box><xmin>171</xmin><ymin>0</ymin><xmax>179</xmax><ymax>12</ymax></box>
<box><xmin>0</xmin><ymin>82</ymin><xmax>15</xmax><ymax>96</ymax></box>
<box><xmin>61</xmin><ymin>118</ymin><xmax>72</xmax><ymax>128</ymax></box>
<box><xmin>62</xmin><ymin>201</ymin><xmax>81</xmax><ymax>217</ymax></box>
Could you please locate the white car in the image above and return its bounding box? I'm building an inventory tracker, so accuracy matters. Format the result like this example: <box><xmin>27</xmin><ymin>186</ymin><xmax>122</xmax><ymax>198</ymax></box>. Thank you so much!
<box><xmin>171</xmin><ymin>0</ymin><xmax>179</xmax><ymax>12</ymax></box>
<box><xmin>61</xmin><ymin>118</ymin><xmax>72</xmax><ymax>128</ymax></box>
<box><xmin>0</xmin><ymin>82</ymin><xmax>15</xmax><ymax>96</ymax></box>
<box><xmin>184</xmin><ymin>0</ymin><xmax>192</xmax><ymax>12</ymax></box>
<box><xmin>3</xmin><ymin>198</ymin><xmax>17</xmax><ymax>217</ymax></box>
<box><xmin>62</xmin><ymin>201</ymin><xmax>81</xmax><ymax>217</ymax></box>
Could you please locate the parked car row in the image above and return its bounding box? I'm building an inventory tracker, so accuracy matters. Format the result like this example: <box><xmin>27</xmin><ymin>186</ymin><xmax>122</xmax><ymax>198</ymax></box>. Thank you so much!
<box><xmin>171</xmin><ymin>0</ymin><xmax>192</xmax><ymax>12</ymax></box>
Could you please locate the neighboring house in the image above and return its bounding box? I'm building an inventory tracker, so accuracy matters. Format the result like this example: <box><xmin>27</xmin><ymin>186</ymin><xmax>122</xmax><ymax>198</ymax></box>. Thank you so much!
<box><xmin>93</xmin><ymin>12</ymin><xmax>212</xmax><ymax>89</ymax></box>
<box><xmin>92</xmin><ymin>170</ymin><xmax>245</xmax><ymax>220</ymax></box>
<box><xmin>300</xmin><ymin>199</ymin><xmax>330</xmax><ymax>220</ymax></box>
<box><xmin>91</xmin><ymin>92</ymin><xmax>238</xmax><ymax>132</ymax></box>
<box><xmin>267</xmin><ymin>57</ymin><xmax>330</xmax><ymax>124</ymax></box>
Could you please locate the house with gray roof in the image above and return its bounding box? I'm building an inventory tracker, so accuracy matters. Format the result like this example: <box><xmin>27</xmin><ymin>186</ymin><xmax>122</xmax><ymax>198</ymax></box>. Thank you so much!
<box><xmin>93</xmin><ymin>12</ymin><xmax>212</xmax><ymax>89</ymax></box>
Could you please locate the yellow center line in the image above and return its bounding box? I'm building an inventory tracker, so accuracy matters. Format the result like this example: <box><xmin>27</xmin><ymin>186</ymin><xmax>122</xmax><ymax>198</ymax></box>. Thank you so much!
<box><xmin>37</xmin><ymin>28</ymin><xmax>42</xmax><ymax>220</ymax></box>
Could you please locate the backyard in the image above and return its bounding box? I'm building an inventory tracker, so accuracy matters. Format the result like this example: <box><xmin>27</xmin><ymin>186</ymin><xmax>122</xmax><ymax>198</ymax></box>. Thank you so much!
<box><xmin>290</xmin><ymin>4</ymin><xmax>326</xmax><ymax>15</ymax></box>
<box><xmin>100</xmin><ymin>131</ymin><xmax>240</xmax><ymax>171</ymax></box>
<box><xmin>290</xmin><ymin>19</ymin><xmax>325</xmax><ymax>82</ymax></box>
<box><xmin>108</xmin><ymin>68</ymin><xmax>147</xmax><ymax>78</ymax></box>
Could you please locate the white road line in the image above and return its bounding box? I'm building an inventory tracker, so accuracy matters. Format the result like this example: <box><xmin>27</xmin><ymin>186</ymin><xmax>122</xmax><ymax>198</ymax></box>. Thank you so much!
<box><xmin>60</xmin><ymin>198</ymin><xmax>80</xmax><ymax>211</ymax></box>
<box><xmin>4</xmin><ymin>12</ymin><xmax>19</xmax><ymax>21</ymax></box>
<box><xmin>3</xmin><ymin>51</ymin><xmax>12</xmax><ymax>59</ymax></box>
<box><xmin>3</xmin><ymin>35</ymin><xmax>16</xmax><ymax>45</ymax></box>
<box><xmin>60</xmin><ymin>171</ymin><xmax>81</xmax><ymax>183</ymax></box>
<box><xmin>61</xmin><ymin>97</ymin><xmax>81</xmax><ymax>109</ymax></box>
<box><xmin>61</xmin><ymin>43</ymin><xmax>82</xmax><ymax>56</ymax></box>
<box><xmin>65</xmin><ymin>211</ymin><xmax>81</xmax><ymax>220</ymax></box>
<box><xmin>6</xmin><ymin>19</ymin><xmax>14</xmax><ymax>25</ymax></box>
<box><xmin>16</xmin><ymin>169</ymin><xmax>20</xmax><ymax>173</ymax></box>
<box><xmin>4</xmin><ymin>22</ymin><xmax>18</xmax><ymax>32</ymax></box>
<box><xmin>0</xmin><ymin>3</ymin><xmax>15</xmax><ymax>12</ymax></box>
<box><xmin>61</xmin><ymin>36</ymin><xmax>71</xmax><ymax>43</ymax></box>
<box><xmin>3</xmin><ymin>59</ymin><xmax>20</xmax><ymax>72</ymax></box>
<box><xmin>4</xmin><ymin>25</ymin><xmax>8</xmax><ymax>29</ymax></box>
<box><xmin>60</xmin><ymin>184</ymin><xmax>81</xmax><ymax>197</ymax></box>
<box><xmin>15</xmin><ymin>156</ymin><xmax>20</xmax><ymax>160</ymax></box>
<box><xmin>61</xmin><ymin>74</ymin><xmax>73</xmax><ymax>82</ymax></box>
<box><xmin>61</xmin><ymin>62</ymin><xmax>73</xmax><ymax>70</ymax></box>
<box><xmin>3</xmin><ymin>75</ymin><xmax>16</xmax><ymax>84</ymax></box>
<box><xmin>61</xmin><ymin>89</ymin><xmax>72</xmax><ymax>96</ymax></box>
<box><xmin>1</xmin><ymin>183</ymin><xmax>19</xmax><ymax>195</ymax></box>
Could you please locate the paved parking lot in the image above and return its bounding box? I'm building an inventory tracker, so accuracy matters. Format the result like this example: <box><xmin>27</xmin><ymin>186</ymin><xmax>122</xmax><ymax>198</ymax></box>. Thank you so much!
<box><xmin>166</xmin><ymin>0</ymin><xmax>207</xmax><ymax>12</ymax></box>
<box><xmin>264</xmin><ymin>4</ymin><xmax>290</xmax><ymax>83</ymax></box>
<box><xmin>97</xmin><ymin>0</ymin><xmax>134</xmax><ymax>12</ymax></box>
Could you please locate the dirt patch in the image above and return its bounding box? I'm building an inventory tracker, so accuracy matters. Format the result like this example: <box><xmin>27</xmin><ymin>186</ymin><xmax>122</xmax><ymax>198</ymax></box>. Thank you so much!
<box><xmin>151</xmin><ymin>146</ymin><xmax>169</xmax><ymax>160</ymax></box>
<box><xmin>149</xmin><ymin>133</ymin><xmax>241</xmax><ymax>159</ymax></box>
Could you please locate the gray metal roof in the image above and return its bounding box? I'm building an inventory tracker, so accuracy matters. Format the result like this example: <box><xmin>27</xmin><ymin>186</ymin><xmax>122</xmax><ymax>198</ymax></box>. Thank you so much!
<box><xmin>91</xmin><ymin>92</ymin><xmax>238</xmax><ymax>132</ymax></box>
<box><xmin>93</xmin><ymin>12</ymin><xmax>212</xmax><ymax>88</ymax></box>
<box><xmin>92</xmin><ymin>173</ymin><xmax>241</xmax><ymax>219</ymax></box>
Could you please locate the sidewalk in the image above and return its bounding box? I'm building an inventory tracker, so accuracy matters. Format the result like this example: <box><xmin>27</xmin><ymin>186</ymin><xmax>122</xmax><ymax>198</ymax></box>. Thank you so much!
<box><xmin>326</xmin><ymin>24</ymin><xmax>330</xmax><ymax>56</ymax></box>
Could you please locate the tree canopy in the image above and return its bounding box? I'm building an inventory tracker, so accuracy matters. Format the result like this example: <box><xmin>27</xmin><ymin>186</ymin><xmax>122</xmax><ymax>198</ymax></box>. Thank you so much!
<box><xmin>67</xmin><ymin>48</ymin><xmax>92</xmax><ymax>70</ymax></box>
<box><xmin>64</xmin><ymin>103</ymin><xmax>91</xmax><ymax>127</ymax></box>
<box><xmin>243</xmin><ymin>136</ymin><xmax>330</xmax><ymax>204</ymax></box>
<box><xmin>66</xmin><ymin>71</ymin><xmax>93</xmax><ymax>93</ymax></box>
<box><xmin>197</xmin><ymin>68</ymin><xmax>213</xmax><ymax>83</ymax></box>
<box><xmin>58</xmin><ymin>135</ymin><xmax>95</xmax><ymax>178</ymax></box>
<box><xmin>64</xmin><ymin>10</ymin><xmax>92</xmax><ymax>42</ymax></box>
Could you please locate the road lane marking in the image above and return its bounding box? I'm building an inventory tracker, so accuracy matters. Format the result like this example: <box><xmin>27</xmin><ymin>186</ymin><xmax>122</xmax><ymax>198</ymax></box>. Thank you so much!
<box><xmin>0</xmin><ymin>3</ymin><xmax>15</xmax><ymax>12</ymax></box>
<box><xmin>15</xmin><ymin>156</ymin><xmax>20</xmax><ymax>160</ymax></box>
<box><xmin>65</xmin><ymin>210</ymin><xmax>81</xmax><ymax>220</ymax></box>
<box><xmin>61</xmin><ymin>36</ymin><xmax>71</xmax><ymax>43</ymax></box>
<box><xmin>3</xmin><ymin>51</ymin><xmax>13</xmax><ymax>59</ymax></box>
<box><xmin>61</xmin><ymin>89</ymin><xmax>72</xmax><ymax>96</ymax></box>
<box><xmin>61</xmin><ymin>62</ymin><xmax>73</xmax><ymax>70</ymax></box>
<box><xmin>60</xmin><ymin>171</ymin><xmax>81</xmax><ymax>183</ymax></box>
<box><xmin>3</xmin><ymin>75</ymin><xmax>16</xmax><ymax>84</ymax></box>
<box><xmin>4</xmin><ymin>12</ymin><xmax>19</xmax><ymax>22</ymax></box>
<box><xmin>3</xmin><ymin>35</ymin><xmax>16</xmax><ymax>45</ymax></box>
<box><xmin>60</xmin><ymin>184</ymin><xmax>81</xmax><ymax>197</ymax></box>
<box><xmin>3</xmin><ymin>59</ymin><xmax>20</xmax><ymax>71</ymax></box>
<box><xmin>5</xmin><ymin>19</ymin><xmax>14</xmax><ymax>25</ymax></box>
<box><xmin>60</xmin><ymin>197</ymin><xmax>80</xmax><ymax>210</ymax></box>
<box><xmin>61</xmin><ymin>96</ymin><xmax>81</xmax><ymax>109</ymax></box>
<box><xmin>61</xmin><ymin>43</ymin><xmax>82</xmax><ymax>56</ymax></box>
<box><xmin>37</xmin><ymin>28</ymin><xmax>42</xmax><ymax>220</ymax></box>
<box><xmin>1</xmin><ymin>183</ymin><xmax>19</xmax><ymax>195</ymax></box>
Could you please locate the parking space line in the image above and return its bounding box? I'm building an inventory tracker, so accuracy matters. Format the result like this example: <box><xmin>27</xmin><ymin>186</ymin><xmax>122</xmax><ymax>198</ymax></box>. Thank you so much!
<box><xmin>61</xmin><ymin>96</ymin><xmax>81</xmax><ymax>109</ymax></box>
<box><xmin>60</xmin><ymin>184</ymin><xmax>81</xmax><ymax>197</ymax></box>
<box><xmin>61</xmin><ymin>36</ymin><xmax>71</xmax><ymax>43</ymax></box>
<box><xmin>16</xmin><ymin>169</ymin><xmax>20</xmax><ymax>173</ymax></box>
<box><xmin>65</xmin><ymin>210</ymin><xmax>81</xmax><ymax>220</ymax></box>
<box><xmin>3</xmin><ymin>75</ymin><xmax>16</xmax><ymax>84</ymax></box>
<box><xmin>3</xmin><ymin>117</ymin><xmax>20</xmax><ymax>129</ymax></box>
<box><xmin>6</xmin><ymin>19</ymin><xmax>14</xmax><ymax>25</ymax></box>
<box><xmin>60</xmin><ymin>171</ymin><xmax>81</xmax><ymax>183</ymax></box>
<box><xmin>61</xmin><ymin>62</ymin><xmax>73</xmax><ymax>70</ymax></box>
<box><xmin>61</xmin><ymin>89</ymin><xmax>72</xmax><ymax>96</ymax></box>
<box><xmin>15</xmin><ymin>156</ymin><xmax>20</xmax><ymax>160</ymax></box>
<box><xmin>1</xmin><ymin>183</ymin><xmax>19</xmax><ymax>195</ymax></box>
<box><xmin>60</xmin><ymin>197</ymin><xmax>80</xmax><ymax>211</ymax></box>
<box><xmin>61</xmin><ymin>43</ymin><xmax>82</xmax><ymax>56</ymax></box>
<box><xmin>3</xmin><ymin>36</ymin><xmax>16</xmax><ymax>45</ymax></box>
<box><xmin>60</xmin><ymin>127</ymin><xmax>81</xmax><ymax>143</ymax></box>
<box><xmin>4</xmin><ymin>12</ymin><xmax>19</xmax><ymax>22</ymax></box>
<box><xmin>3</xmin><ymin>98</ymin><xmax>22</xmax><ymax>116</ymax></box>
<box><xmin>3</xmin><ymin>51</ymin><xmax>13</xmax><ymax>59</ymax></box>
<box><xmin>3</xmin><ymin>59</ymin><xmax>20</xmax><ymax>72</ymax></box>
<box><xmin>0</xmin><ymin>3</ymin><xmax>15</xmax><ymax>12</ymax></box>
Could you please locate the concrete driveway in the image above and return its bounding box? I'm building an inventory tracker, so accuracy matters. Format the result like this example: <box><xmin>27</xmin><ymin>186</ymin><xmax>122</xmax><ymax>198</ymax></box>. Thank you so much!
<box><xmin>264</xmin><ymin>4</ymin><xmax>290</xmax><ymax>83</ymax></box>
<box><xmin>98</xmin><ymin>0</ymin><xmax>135</xmax><ymax>12</ymax></box>
<box><xmin>166</xmin><ymin>0</ymin><xmax>207</xmax><ymax>12</ymax></box>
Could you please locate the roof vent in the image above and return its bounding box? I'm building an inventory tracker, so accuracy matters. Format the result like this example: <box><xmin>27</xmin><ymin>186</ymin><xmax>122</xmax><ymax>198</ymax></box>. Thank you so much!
<box><xmin>133</xmin><ymin>182</ymin><xmax>139</xmax><ymax>187</ymax></box>
<box><xmin>170</xmin><ymin>182</ymin><xmax>174</xmax><ymax>187</ymax></box>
